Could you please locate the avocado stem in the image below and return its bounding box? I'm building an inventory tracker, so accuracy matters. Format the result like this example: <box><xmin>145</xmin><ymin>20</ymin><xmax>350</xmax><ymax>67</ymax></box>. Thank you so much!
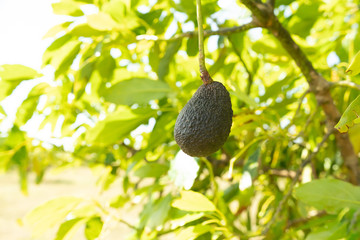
<box><xmin>196</xmin><ymin>0</ymin><xmax>213</xmax><ymax>85</ymax></box>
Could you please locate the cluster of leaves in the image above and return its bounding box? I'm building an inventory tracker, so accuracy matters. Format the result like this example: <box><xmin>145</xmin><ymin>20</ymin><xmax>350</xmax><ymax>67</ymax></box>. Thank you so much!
<box><xmin>2</xmin><ymin>0</ymin><xmax>360</xmax><ymax>239</ymax></box>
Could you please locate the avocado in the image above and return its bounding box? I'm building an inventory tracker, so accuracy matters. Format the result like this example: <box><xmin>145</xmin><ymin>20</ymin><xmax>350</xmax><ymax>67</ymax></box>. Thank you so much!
<box><xmin>174</xmin><ymin>81</ymin><xmax>233</xmax><ymax>157</ymax></box>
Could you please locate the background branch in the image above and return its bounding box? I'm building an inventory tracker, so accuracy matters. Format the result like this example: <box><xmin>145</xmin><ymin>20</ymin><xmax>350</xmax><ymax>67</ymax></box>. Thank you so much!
<box><xmin>240</xmin><ymin>0</ymin><xmax>359</xmax><ymax>184</ymax></box>
<box><xmin>136</xmin><ymin>22</ymin><xmax>257</xmax><ymax>42</ymax></box>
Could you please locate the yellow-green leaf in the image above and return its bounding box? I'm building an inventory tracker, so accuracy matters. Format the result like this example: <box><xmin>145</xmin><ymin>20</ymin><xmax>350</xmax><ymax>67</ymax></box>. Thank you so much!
<box><xmin>346</xmin><ymin>50</ymin><xmax>360</xmax><ymax>76</ymax></box>
<box><xmin>103</xmin><ymin>78</ymin><xmax>171</xmax><ymax>105</ymax></box>
<box><xmin>52</xmin><ymin>1</ymin><xmax>84</xmax><ymax>17</ymax></box>
<box><xmin>87</xmin><ymin>12</ymin><xmax>119</xmax><ymax>31</ymax></box>
<box><xmin>55</xmin><ymin>218</ymin><xmax>88</xmax><ymax>240</ymax></box>
<box><xmin>172</xmin><ymin>191</ymin><xmax>216</xmax><ymax>212</ymax></box>
<box><xmin>43</xmin><ymin>21</ymin><xmax>73</xmax><ymax>39</ymax></box>
<box><xmin>335</xmin><ymin>95</ymin><xmax>360</xmax><ymax>132</ymax></box>
<box><xmin>0</xmin><ymin>64</ymin><xmax>42</xmax><ymax>81</ymax></box>
<box><xmin>24</xmin><ymin>196</ymin><xmax>84</xmax><ymax>237</ymax></box>
<box><xmin>86</xmin><ymin>107</ymin><xmax>155</xmax><ymax>145</ymax></box>
<box><xmin>175</xmin><ymin>224</ymin><xmax>213</xmax><ymax>240</ymax></box>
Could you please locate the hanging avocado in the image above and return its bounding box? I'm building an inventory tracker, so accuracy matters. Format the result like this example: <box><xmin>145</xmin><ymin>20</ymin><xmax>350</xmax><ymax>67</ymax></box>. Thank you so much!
<box><xmin>174</xmin><ymin>81</ymin><xmax>232</xmax><ymax>157</ymax></box>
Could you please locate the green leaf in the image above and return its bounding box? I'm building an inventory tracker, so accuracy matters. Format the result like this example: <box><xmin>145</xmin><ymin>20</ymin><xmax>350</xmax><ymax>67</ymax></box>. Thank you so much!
<box><xmin>186</xmin><ymin>37</ymin><xmax>198</xmax><ymax>57</ymax></box>
<box><xmin>133</xmin><ymin>163</ymin><xmax>169</xmax><ymax>178</ymax></box>
<box><xmin>43</xmin><ymin>21</ymin><xmax>73</xmax><ymax>39</ymax></box>
<box><xmin>335</xmin><ymin>95</ymin><xmax>360</xmax><ymax>133</ymax></box>
<box><xmin>147</xmin><ymin>194</ymin><xmax>172</xmax><ymax>229</ymax></box>
<box><xmin>252</xmin><ymin>36</ymin><xmax>288</xmax><ymax>57</ymax></box>
<box><xmin>346</xmin><ymin>50</ymin><xmax>360</xmax><ymax>76</ymax></box>
<box><xmin>158</xmin><ymin>39</ymin><xmax>182</xmax><ymax>81</ymax></box>
<box><xmin>103</xmin><ymin>78</ymin><xmax>171</xmax><ymax>105</ymax></box>
<box><xmin>110</xmin><ymin>195</ymin><xmax>129</xmax><ymax>208</ymax></box>
<box><xmin>12</xmin><ymin>146</ymin><xmax>28</xmax><ymax>194</ymax></box>
<box><xmin>103</xmin><ymin>0</ymin><xmax>139</xmax><ymax>29</ymax></box>
<box><xmin>96</xmin><ymin>54</ymin><xmax>116</xmax><ymax>80</ymax></box>
<box><xmin>175</xmin><ymin>224</ymin><xmax>213</xmax><ymax>240</ymax></box>
<box><xmin>24</xmin><ymin>196</ymin><xmax>84</xmax><ymax>237</ymax></box>
<box><xmin>53</xmin><ymin>40</ymin><xmax>82</xmax><ymax>78</ymax></box>
<box><xmin>230</xmin><ymin>84</ymin><xmax>258</xmax><ymax>108</ymax></box>
<box><xmin>70</xmin><ymin>24</ymin><xmax>106</xmax><ymax>37</ymax></box>
<box><xmin>86</xmin><ymin>107</ymin><xmax>155</xmax><ymax>145</ymax></box>
<box><xmin>0</xmin><ymin>81</ymin><xmax>22</xmax><ymax>101</ymax></box>
<box><xmin>305</xmin><ymin>222</ymin><xmax>347</xmax><ymax>240</ymax></box>
<box><xmin>139</xmin><ymin>194</ymin><xmax>172</xmax><ymax>229</ymax></box>
<box><xmin>0</xmin><ymin>64</ymin><xmax>42</xmax><ymax>81</ymax></box>
<box><xmin>294</xmin><ymin>179</ymin><xmax>360</xmax><ymax>213</ymax></box>
<box><xmin>146</xmin><ymin>112</ymin><xmax>176</xmax><ymax>150</ymax></box>
<box><xmin>172</xmin><ymin>191</ymin><xmax>217</xmax><ymax>212</ymax></box>
<box><xmin>84</xmin><ymin>217</ymin><xmax>103</xmax><ymax>240</ymax></box>
<box><xmin>16</xmin><ymin>83</ymin><xmax>49</xmax><ymax>125</ymax></box>
<box><xmin>55</xmin><ymin>218</ymin><xmax>88</xmax><ymax>240</ymax></box>
<box><xmin>0</xmin><ymin>151</ymin><xmax>14</xmax><ymax>173</ymax></box>
<box><xmin>87</xmin><ymin>12</ymin><xmax>119</xmax><ymax>31</ymax></box>
<box><xmin>168</xmin><ymin>151</ymin><xmax>199</xmax><ymax>190</ymax></box>
<box><xmin>52</xmin><ymin>1</ymin><xmax>84</xmax><ymax>17</ymax></box>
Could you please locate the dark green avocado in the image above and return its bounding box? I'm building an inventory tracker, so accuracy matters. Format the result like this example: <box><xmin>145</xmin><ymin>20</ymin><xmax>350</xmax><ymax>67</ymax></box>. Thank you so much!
<box><xmin>174</xmin><ymin>81</ymin><xmax>233</xmax><ymax>157</ymax></box>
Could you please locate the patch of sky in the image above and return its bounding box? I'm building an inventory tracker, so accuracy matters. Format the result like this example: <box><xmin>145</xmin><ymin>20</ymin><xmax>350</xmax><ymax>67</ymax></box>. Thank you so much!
<box><xmin>327</xmin><ymin>51</ymin><xmax>340</xmax><ymax>67</ymax></box>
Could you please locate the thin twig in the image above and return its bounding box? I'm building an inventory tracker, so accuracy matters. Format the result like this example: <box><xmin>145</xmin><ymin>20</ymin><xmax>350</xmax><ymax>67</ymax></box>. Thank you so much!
<box><xmin>290</xmin><ymin>89</ymin><xmax>311</xmax><ymax>125</ymax></box>
<box><xmin>293</xmin><ymin>107</ymin><xmax>319</xmax><ymax>139</ymax></box>
<box><xmin>329</xmin><ymin>81</ymin><xmax>360</xmax><ymax>91</ymax></box>
<box><xmin>268</xmin><ymin>168</ymin><xmax>297</xmax><ymax>179</ymax></box>
<box><xmin>286</xmin><ymin>211</ymin><xmax>327</xmax><ymax>229</ymax></box>
<box><xmin>262</xmin><ymin>128</ymin><xmax>334</xmax><ymax>236</ymax></box>
<box><xmin>228</xmin><ymin>37</ymin><xmax>253</xmax><ymax>94</ymax></box>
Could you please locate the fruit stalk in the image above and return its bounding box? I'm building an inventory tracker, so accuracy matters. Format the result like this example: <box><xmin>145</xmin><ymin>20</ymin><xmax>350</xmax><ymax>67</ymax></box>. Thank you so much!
<box><xmin>196</xmin><ymin>0</ymin><xmax>212</xmax><ymax>85</ymax></box>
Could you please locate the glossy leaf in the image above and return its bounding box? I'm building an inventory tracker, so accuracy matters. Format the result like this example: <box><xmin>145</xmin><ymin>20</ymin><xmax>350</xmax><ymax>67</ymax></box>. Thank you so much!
<box><xmin>346</xmin><ymin>50</ymin><xmax>360</xmax><ymax>76</ymax></box>
<box><xmin>294</xmin><ymin>179</ymin><xmax>360</xmax><ymax>213</ymax></box>
<box><xmin>172</xmin><ymin>191</ymin><xmax>216</xmax><ymax>212</ymax></box>
<box><xmin>86</xmin><ymin>107</ymin><xmax>155</xmax><ymax>145</ymax></box>
<box><xmin>335</xmin><ymin>95</ymin><xmax>360</xmax><ymax>133</ymax></box>
<box><xmin>103</xmin><ymin>78</ymin><xmax>171</xmax><ymax>105</ymax></box>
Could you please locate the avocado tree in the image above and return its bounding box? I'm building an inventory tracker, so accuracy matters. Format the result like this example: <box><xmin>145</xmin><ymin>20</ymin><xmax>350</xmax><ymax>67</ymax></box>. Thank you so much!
<box><xmin>2</xmin><ymin>0</ymin><xmax>360</xmax><ymax>239</ymax></box>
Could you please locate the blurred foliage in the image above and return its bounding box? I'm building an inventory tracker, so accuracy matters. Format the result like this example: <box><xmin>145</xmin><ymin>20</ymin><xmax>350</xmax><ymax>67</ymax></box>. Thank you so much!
<box><xmin>2</xmin><ymin>0</ymin><xmax>360</xmax><ymax>239</ymax></box>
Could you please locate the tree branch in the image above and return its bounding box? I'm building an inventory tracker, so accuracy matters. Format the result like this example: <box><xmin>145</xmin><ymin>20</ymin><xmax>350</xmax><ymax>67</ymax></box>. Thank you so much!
<box><xmin>268</xmin><ymin>168</ymin><xmax>297</xmax><ymax>179</ymax></box>
<box><xmin>240</xmin><ymin>0</ymin><xmax>359</xmax><ymax>184</ymax></box>
<box><xmin>262</xmin><ymin>128</ymin><xmax>334</xmax><ymax>235</ymax></box>
<box><xmin>330</xmin><ymin>81</ymin><xmax>360</xmax><ymax>91</ymax></box>
<box><xmin>136</xmin><ymin>22</ymin><xmax>257</xmax><ymax>42</ymax></box>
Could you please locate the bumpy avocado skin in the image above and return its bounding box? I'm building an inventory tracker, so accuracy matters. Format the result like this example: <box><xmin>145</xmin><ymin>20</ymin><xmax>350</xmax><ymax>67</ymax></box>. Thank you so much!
<box><xmin>174</xmin><ymin>81</ymin><xmax>233</xmax><ymax>157</ymax></box>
